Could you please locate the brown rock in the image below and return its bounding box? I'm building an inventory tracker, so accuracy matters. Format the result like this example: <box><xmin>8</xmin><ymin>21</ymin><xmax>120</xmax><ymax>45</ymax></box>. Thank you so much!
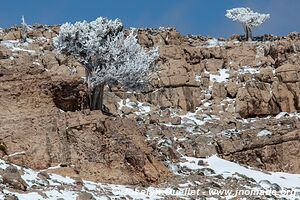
<box><xmin>159</xmin><ymin>117</ymin><xmax>181</xmax><ymax>125</ymax></box>
<box><xmin>3</xmin><ymin>30</ymin><xmax>21</xmax><ymax>40</ymax></box>
<box><xmin>258</xmin><ymin>66</ymin><xmax>274</xmax><ymax>82</ymax></box>
<box><xmin>194</xmin><ymin>136</ymin><xmax>217</xmax><ymax>158</ymax></box>
<box><xmin>205</xmin><ymin>58</ymin><xmax>224</xmax><ymax>72</ymax></box>
<box><xmin>0</xmin><ymin>48</ymin><xmax>12</xmax><ymax>59</ymax></box>
<box><xmin>227</xmin><ymin>43</ymin><xmax>256</xmax><ymax>67</ymax></box>
<box><xmin>4</xmin><ymin>194</ymin><xmax>19</xmax><ymax>200</ymax></box>
<box><xmin>76</xmin><ymin>192</ymin><xmax>95</xmax><ymax>200</ymax></box>
<box><xmin>272</xmin><ymin>81</ymin><xmax>296</xmax><ymax>112</ymax></box>
<box><xmin>2</xmin><ymin>166</ymin><xmax>28</xmax><ymax>191</ymax></box>
<box><xmin>72</xmin><ymin>176</ymin><xmax>84</xmax><ymax>187</ymax></box>
<box><xmin>212</xmin><ymin>82</ymin><xmax>227</xmax><ymax>100</ymax></box>
<box><xmin>276</xmin><ymin>63</ymin><xmax>300</xmax><ymax>83</ymax></box>
<box><xmin>226</xmin><ymin>81</ymin><xmax>238</xmax><ymax>98</ymax></box>
<box><xmin>5</xmin><ymin>153</ymin><xmax>27</xmax><ymax>167</ymax></box>
<box><xmin>170</xmin><ymin>117</ymin><xmax>181</xmax><ymax>125</ymax></box>
<box><xmin>37</xmin><ymin>171</ymin><xmax>50</xmax><ymax>180</ymax></box>
<box><xmin>149</xmin><ymin>114</ymin><xmax>160</xmax><ymax>124</ymax></box>
<box><xmin>236</xmin><ymin>81</ymin><xmax>279</xmax><ymax>117</ymax></box>
<box><xmin>217</xmin><ymin>129</ymin><xmax>300</xmax><ymax>173</ymax></box>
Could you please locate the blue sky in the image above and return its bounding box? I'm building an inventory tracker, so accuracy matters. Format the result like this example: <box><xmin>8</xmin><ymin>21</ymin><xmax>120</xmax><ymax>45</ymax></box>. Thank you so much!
<box><xmin>0</xmin><ymin>0</ymin><xmax>299</xmax><ymax>37</ymax></box>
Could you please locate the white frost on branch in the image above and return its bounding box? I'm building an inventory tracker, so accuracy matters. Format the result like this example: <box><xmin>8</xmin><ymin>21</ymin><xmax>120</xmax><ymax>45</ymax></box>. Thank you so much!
<box><xmin>53</xmin><ymin>17</ymin><xmax>158</xmax><ymax>90</ymax></box>
<box><xmin>226</xmin><ymin>7</ymin><xmax>270</xmax><ymax>41</ymax></box>
<box><xmin>226</xmin><ymin>7</ymin><xmax>270</xmax><ymax>29</ymax></box>
<box><xmin>21</xmin><ymin>16</ymin><xmax>30</xmax><ymax>43</ymax></box>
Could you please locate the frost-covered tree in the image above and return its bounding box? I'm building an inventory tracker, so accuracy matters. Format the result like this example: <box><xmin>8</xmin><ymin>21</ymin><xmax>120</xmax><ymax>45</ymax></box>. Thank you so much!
<box><xmin>21</xmin><ymin>16</ymin><xmax>29</xmax><ymax>43</ymax></box>
<box><xmin>53</xmin><ymin>17</ymin><xmax>158</xmax><ymax>112</ymax></box>
<box><xmin>226</xmin><ymin>7</ymin><xmax>270</xmax><ymax>41</ymax></box>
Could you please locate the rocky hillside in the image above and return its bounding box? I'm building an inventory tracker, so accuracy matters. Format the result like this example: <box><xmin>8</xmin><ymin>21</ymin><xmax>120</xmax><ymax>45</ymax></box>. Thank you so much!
<box><xmin>0</xmin><ymin>25</ymin><xmax>299</xmax><ymax>199</ymax></box>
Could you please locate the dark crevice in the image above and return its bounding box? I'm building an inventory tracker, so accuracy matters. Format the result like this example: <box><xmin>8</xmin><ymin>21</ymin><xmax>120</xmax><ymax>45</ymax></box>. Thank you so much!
<box><xmin>141</xmin><ymin>84</ymin><xmax>200</xmax><ymax>95</ymax></box>
<box><xmin>50</xmin><ymin>81</ymin><xmax>88</xmax><ymax>112</ymax></box>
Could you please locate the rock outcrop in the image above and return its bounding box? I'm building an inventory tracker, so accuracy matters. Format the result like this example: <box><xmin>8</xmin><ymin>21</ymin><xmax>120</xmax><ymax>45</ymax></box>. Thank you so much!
<box><xmin>0</xmin><ymin>27</ymin><xmax>170</xmax><ymax>185</ymax></box>
<box><xmin>1</xmin><ymin>25</ymin><xmax>300</xmax><ymax>197</ymax></box>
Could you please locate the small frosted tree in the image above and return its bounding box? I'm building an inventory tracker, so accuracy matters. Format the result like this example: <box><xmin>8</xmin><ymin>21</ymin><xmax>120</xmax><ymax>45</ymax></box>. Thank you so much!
<box><xmin>53</xmin><ymin>17</ymin><xmax>158</xmax><ymax>112</ymax></box>
<box><xmin>21</xmin><ymin>16</ymin><xmax>29</xmax><ymax>43</ymax></box>
<box><xmin>226</xmin><ymin>7</ymin><xmax>270</xmax><ymax>41</ymax></box>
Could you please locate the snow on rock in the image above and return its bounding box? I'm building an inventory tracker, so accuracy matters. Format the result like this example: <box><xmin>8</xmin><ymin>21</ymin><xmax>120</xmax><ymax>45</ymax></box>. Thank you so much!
<box><xmin>206</xmin><ymin>38</ymin><xmax>225</xmax><ymax>47</ymax></box>
<box><xmin>21</xmin><ymin>167</ymin><xmax>44</xmax><ymax>187</ymax></box>
<box><xmin>48</xmin><ymin>173</ymin><xmax>75</xmax><ymax>186</ymax></box>
<box><xmin>164</xmin><ymin>107</ymin><xmax>219</xmax><ymax>134</ymax></box>
<box><xmin>0</xmin><ymin>159</ymin><xmax>10</xmax><ymax>169</ymax></box>
<box><xmin>32</xmin><ymin>61</ymin><xmax>41</xmax><ymax>66</ymax></box>
<box><xmin>194</xmin><ymin>74</ymin><xmax>201</xmax><ymax>82</ymax></box>
<box><xmin>238</xmin><ymin>66</ymin><xmax>260</xmax><ymax>74</ymax></box>
<box><xmin>180</xmin><ymin>112</ymin><xmax>215</xmax><ymax>127</ymax></box>
<box><xmin>11</xmin><ymin>47</ymin><xmax>36</xmax><ymax>54</ymax></box>
<box><xmin>3</xmin><ymin>189</ymin><xmax>79</xmax><ymax>200</ymax></box>
<box><xmin>0</xmin><ymin>39</ymin><xmax>36</xmax><ymax>54</ymax></box>
<box><xmin>221</xmin><ymin>129</ymin><xmax>241</xmax><ymax>137</ymax></box>
<box><xmin>44</xmin><ymin>190</ymin><xmax>78</xmax><ymax>200</ymax></box>
<box><xmin>180</xmin><ymin>110</ymin><xmax>206</xmax><ymax>126</ymax></box>
<box><xmin>3</xmin><ymin>190</ymin><xmax>45</xmax><ymax>200</ymax></box>
<box><xmin>179</xmin><ymin>155</ymin><xmax>300</xmax><ymax>189</ymax></box>
<box><xmin>256</xmin><ymin>45</ymin><xmax>265</xmax><ymax>58</ymax></box>
<box><xmin>209</xmin><ymin>69</ymin><xmax>230</xmax><ymax>83</ymax></box>
<box><xmin>1</xmin><ymin>40</ymin><xmax>20</xmax><ymax>48</ymax></box>
<box><xmin>275</xmin><ymin>112</ymin><xmax>289</xmax><ymax>119</ymax></box>
<box><xmin>7</xmin><ymin>151</ymin><xmax>26</xmax><ymax>157</ymax></box>
<box><xmin>118</xmin><ymin>98</ymin><xmax>152</xmax><ymax>115</ymax></box>
<box><xmin>257</xmin><ymin>130</ymin><xmax>272</xmax><ymax>137</ymax></box>
<box><xmin>0</xmin><ymin>155</ymin><xmax>299</xmax><ymax>199</ymax></box>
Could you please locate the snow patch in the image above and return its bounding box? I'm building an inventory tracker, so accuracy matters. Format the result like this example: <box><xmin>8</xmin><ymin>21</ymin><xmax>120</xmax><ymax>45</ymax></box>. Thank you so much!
<box><xmin>118</xmin><ymin>98</ymin><xmax>152</xmax><ymax>115</ymax></box>
<box><xmin>32</xmin><ymin>61</ymin><xmax>41</xmax><ymax>66</ymax></box>
<box><xmin>179</xmin><ymin>155</ymin><xmax>300</xmax><ymax>189</ymax></box>
<box><xmin>0</xmin><ymin>160</ymin><xmax>10</xmax><ymax>170</ymax></box>
<box><xmin>0</xmin><ymin>40</ymin><xmax>36</xmax><ymax>54</ymax></box>
<box><xmin>11</xmin><ymin>47</ymin><xmax>36</xmax><ymax>54</ymax></box>
<box><xmin>210</xmin><ymin>69</ymin><xmax>230</xmax><ymax>83</ymax></box>
<box><xmin>221</xmin><ymin>129</ymin><xmax>241</xmax><ymax>137</ymax></box>
<box><xmin>238</xmin><ymin>66</ymin><xmax>260</xmax><ymax>74</ymax></box>
<box><xmin>7</xmin><ymin>151</ymin><xmax>26</xmax><ymax>157</ymax></box>
<box><xmin>194</xmin><ymin>74</ymin><xmax>201</xmax><ymax>82</ymax></box>
<box><xmin>1</xmin><ymin>40</ymin><xmax>19</xmax><ymax>48</ymax></box>
<box><xmin>49</xmin><ymin>173</ymin><xmax>75</xmax><ymax>186</ymax></box>
<box><xmin>257</xmin><ymin>130</ymin><xmax>272</xmax><ymax>137</ymax></box>
<box><xmin>206</xmin><ymin>38</ymin><xmax>225</xmax><ymax>47</ymax></box>
<box><xmin>275</xmin><ymin>112</ymin><xmax>289</xmax><ymax>119</ymax></box>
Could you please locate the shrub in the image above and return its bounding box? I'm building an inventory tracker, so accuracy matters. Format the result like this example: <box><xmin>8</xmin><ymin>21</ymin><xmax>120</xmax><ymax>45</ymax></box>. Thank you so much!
<box><xmin>226</xmin><ymin>7</ymin><xmax>270</xmax><ymax>41</ymax></box>
<box><xmin>53</xmin><ymin>17</ymin><xmax>158</xmax><ymax>112</ymax></box>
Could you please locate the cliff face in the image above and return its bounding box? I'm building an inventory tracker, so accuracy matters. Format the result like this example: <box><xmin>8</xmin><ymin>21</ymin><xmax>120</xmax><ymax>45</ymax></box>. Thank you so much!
<box><xmin>0</xmin><ymin>26</ymin><xmax>170</xmax><ymax>185</ymax></box>
<box><xmin>0</xmin><ymin>26</ymin><xmax>300</xmax><ymax>198</ymax></box>
<box><xmin>137</xmin><ymin>29</ymin><xmax>300</xmax><ymax>174</ymax></box>
<box><xmin>137</xmin><ymin>29</ymin><xmax>300</xmax><ymax>117</ymax></box>
<box><xmin>136</xmin><ymin>29</ymin><xmax>300</xmax><ymax>174</ymax></box>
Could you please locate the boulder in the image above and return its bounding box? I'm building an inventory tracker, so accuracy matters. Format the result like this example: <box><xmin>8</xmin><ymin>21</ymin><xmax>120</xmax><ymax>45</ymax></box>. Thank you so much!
<box><xmin>76</xmin><ymin>192</ymin><xmax>95</xmax><ymax>200</ymax></box>
<box><xmin>2</xmin><ymin>166</ymin><xmax>28</xmax><ymax>191</ymax></box>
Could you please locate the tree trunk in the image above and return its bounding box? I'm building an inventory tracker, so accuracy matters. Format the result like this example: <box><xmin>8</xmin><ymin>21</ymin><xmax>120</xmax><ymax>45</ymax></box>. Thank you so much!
<box><xmin>89</xmin><ymin>82</ymin><xmax>105</xmax><ymax>111</ymax></box>
<box><xmin>247</xmin><ymin>27</ymin><xmax>253</xmax><ymax>41</ymax></box>
<box><xmin>84</xmin><ymin>69</ymin><xmax>109</xmax><ymax>114</ymax></box>
<box><xmin>242</xmin><ymin>24</ymin><xmax>252</xmax><ymax>41</ymax></box>
<box><xmin>245</xmin><ymin>25</ymin><xmax>252</xmax><ymax>41</ymax></box>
